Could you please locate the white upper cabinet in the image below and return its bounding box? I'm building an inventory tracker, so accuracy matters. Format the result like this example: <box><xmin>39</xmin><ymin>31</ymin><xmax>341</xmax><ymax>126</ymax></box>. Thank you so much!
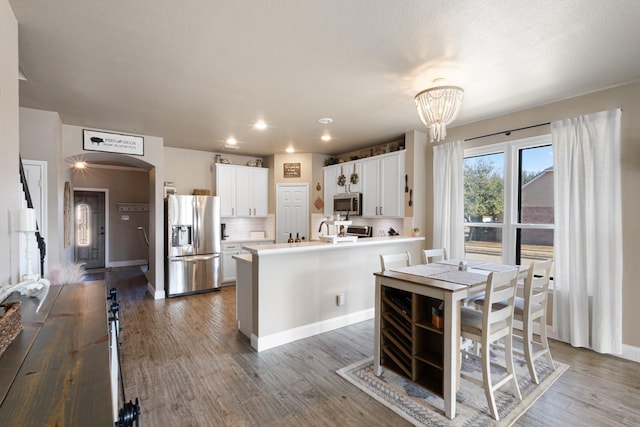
<box><xmin>323</xmin><ymin>151</ymin><xmax>404</xmax><ymax>218</ymax></box>
<box><xmin>323</xmin><ymin>164</ymin><xmax>340</xmax><ymax>216</ymax></box>
<box><xmin>323</xmin><ymin>161</ymin><xmax>362</xmax><ymax>216</ymax></box>
<box><xmin>215</xmin><ymin>164</ymin><xmax>268</xmax><ymax>217</ymax></box>
<box><xmin>361</xmin><ymin>151</ymin><xmax>405</xmax><ymax>218</ymax></box>
<box><xmin>216</xmin><ymin>164</ymin><xmax>236</xmax><ymax>217</ymax></box>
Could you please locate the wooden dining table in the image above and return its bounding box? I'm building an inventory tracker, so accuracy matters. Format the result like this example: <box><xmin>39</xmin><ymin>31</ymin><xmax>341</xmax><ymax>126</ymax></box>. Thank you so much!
<box><xmin>373</xmin><ymin>258</ymin><xmax>525</xmax><ymax>420</ymax></box>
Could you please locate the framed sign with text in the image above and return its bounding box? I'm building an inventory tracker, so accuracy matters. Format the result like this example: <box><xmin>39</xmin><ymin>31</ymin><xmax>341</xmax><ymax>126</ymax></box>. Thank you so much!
<box><xmin>283</xmin><ymin>163</ymin><xmax>301</xmax><ymax>178</ymax></box>
<box><xmin>83</xmin><ymin>129</ymin><xmax>144</xmax><ymax>156</ymax></box>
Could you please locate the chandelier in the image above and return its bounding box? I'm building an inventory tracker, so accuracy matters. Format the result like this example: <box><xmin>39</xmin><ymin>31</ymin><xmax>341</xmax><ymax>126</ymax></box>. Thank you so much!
<box><xmin>415</xmin><ymin>82</ymin><xmax>464</xmax><ymax>143</ymax></box>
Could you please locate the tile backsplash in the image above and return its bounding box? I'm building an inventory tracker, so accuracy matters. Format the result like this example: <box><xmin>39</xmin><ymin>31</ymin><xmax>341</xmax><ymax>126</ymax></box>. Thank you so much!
<box><xmin>222</xmin><ymin>214</ymin><xmax>275</xmax><ymax>240</ymax></box>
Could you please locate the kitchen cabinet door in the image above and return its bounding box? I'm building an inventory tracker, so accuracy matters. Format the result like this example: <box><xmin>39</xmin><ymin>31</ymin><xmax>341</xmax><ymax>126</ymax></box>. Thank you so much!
<box><xmin>252</xmin><ymin>168</ymin><xmax>269</xmax><ymax>216</ymax></box>
<box><xmin>216</xmin><ymin>164</ymin><xmax>236</xmax><ymax>217</ymax></box>
<box><xmin>361</xmin><ymin>151</ymin><xmax>404</xmax><ymax>218</ymax></box>
<box><xmin>361</xmin><ymin>158</ymin><xmax>380</xmax><ymax>217</ymax></box>
<box><xmin>378</xmin><ymin>152</ymin><xmax>404</xmax><ymax>217</ymax></box>
<box><xmin>236</xmin><ymin>167</ymin><xmax>252</xmax><ymax>217</ymax></box>
<box><xmin>323</xmin><ymin>164</ymin><xmax>340</xmax><ymax>216</ymax></box>
<box><xmin>215</xmin><ymin>164</ymin><xmax>268</xmax><ymax>217</ymax></box>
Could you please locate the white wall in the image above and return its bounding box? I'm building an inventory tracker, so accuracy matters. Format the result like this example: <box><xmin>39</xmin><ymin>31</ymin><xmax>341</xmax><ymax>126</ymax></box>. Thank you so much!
<box><xmin>19</xmin><ymin>108</ymin><xmax>68</xmax><ymax>271</ymax></box>
<box><xmin>164</xmin><ymin>147</ymin><xmax>261</xmax><ymax>195</ymax></box>
<box><xmin>0</xmin><ymin>1</ymin><xmax>20</xmax><ymax>286</ymax></box>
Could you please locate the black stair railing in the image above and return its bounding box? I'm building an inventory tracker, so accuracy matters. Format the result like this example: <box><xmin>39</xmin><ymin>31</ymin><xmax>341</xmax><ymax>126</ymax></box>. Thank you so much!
<box><xmin>19</xmin><ymin>155</ymin><xmax>46</xmax><ymax>278</ymax></box>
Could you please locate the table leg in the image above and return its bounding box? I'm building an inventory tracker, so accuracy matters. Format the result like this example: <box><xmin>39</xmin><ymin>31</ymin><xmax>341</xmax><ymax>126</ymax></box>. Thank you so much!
<box><xmin>443</xmin><ymin>293</ymin><xmax>457</xmax><ymax>419</ymax></box>
<box><xmin>373</xmin><ymin>278</ymin><xmax>382</xmax><ymax>376</ymax></box>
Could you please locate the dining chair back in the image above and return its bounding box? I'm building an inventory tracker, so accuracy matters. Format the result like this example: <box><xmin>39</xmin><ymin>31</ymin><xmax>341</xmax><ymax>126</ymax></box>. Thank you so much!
<box><xmin>380</xmin><ymin>252</ymin><xmax>412</xmax><ymax>271</ymax></box>
<box><xmin>517</xmin><ymin>259</ymin><xmax>555</xmax><ymax>383</ymax></box>
<box><xmin>460</xmin><ymin>268</ymin><xmax>521</xmax><ymax>421</ymax></box>
<box><xmin>422</xmin><ymin>248</ymin><xmax>446</xmax><ymax>264</ymax></box>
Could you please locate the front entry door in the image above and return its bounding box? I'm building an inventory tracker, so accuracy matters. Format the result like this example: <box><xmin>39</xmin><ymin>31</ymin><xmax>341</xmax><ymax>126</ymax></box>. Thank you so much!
<box><xmin>74</xmin><ymin>190</ymin><xmax>106</xmax><ymax>268</ymax></box>
<box><xmin>276</xmin><ymin>184</ymin><xmax>309</xmax><ymax>243</ymax></box>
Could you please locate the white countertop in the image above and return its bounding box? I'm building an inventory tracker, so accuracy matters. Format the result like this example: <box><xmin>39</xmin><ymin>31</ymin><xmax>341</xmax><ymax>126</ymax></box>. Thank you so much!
<box><xmin>243</xmin><ymin>235</ymin><xmax>424</xmax><ymax>256</ymax></box>
<box><xmin>232</xmin><ymin>253</ymin><xmax>253</xmax><ymax>262</ymax></box>
<box><xmin>223</xmin><ymin>237</ymin><xmax>273</xmax><ymax>244</ymax></box>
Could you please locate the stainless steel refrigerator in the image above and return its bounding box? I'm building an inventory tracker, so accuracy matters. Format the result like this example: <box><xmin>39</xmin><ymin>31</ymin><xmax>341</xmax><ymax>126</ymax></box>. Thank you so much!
<box><xmin>165</xmin><ymin>195</ymin><xmax>222</xmax><ymax>297</ymax></box>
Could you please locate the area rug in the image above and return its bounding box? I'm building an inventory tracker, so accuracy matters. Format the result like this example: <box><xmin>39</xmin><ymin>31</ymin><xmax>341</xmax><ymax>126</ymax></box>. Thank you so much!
<box><xmin>337</xmin><ymin>352</ymin><xmax>568</xmax><ymax>427</ymax></box>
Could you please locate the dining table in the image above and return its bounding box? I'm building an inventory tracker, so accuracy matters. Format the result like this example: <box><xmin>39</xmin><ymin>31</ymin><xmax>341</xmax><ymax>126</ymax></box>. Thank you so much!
<box><xmin>372</xmin><ymin>258</ymin><xmax>526</xmax><ymax>420</ymax></box>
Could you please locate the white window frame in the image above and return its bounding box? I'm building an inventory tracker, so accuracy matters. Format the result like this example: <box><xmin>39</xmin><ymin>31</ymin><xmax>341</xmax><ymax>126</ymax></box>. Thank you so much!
<box><xmin>464</xmin><ymin>134</ymin><xmax>553</xmax><ymax>265</ymax></box>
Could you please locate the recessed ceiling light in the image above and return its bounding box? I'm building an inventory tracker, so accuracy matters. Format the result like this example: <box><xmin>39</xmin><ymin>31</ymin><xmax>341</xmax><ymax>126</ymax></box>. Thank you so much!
<box><xmin>286</xmin><ymin>147</ymin><xmax>294</xmax><ymax>153</ymax></box>
<box><xmin>72</xmin><ymin>161</ymin><xmax>87</xmax><ymax>169</ymax></box>
<box><xmin>226</xmin><ymin>137</ymin><xmax>237</xmax><ymax>145</ymax></box>
<box><xmin>254</xmin><ymin>120</ymin><xmax>267</xmax><ymax>130</ymax></box>
<box><xmin>318</xmin><ymin>117</ymin><xmax>333</xmax><ymax>125</ymax></box>
<box><xmin>321</xmin><ymin>134</ymin><xmax>331</xmax><ymax>142</ymax></box>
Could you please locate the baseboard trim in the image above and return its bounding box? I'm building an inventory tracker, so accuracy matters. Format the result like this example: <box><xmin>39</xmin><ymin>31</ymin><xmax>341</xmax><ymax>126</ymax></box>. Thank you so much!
<box><xmin>548</xmin><ymin>324</ymin><xmax>640</xmax><ymax>363</ymax></box>
<box><xmin>622</xmin><ymin>344</ymin><xmax>640</xmax><ymax>363</ymax></box>
<box><xmin>149</xmin><ymin>282</ymin><xmax>165</xmax><ymax>300</ymax></box>
<box><xmin>252</xmin><ymin>308</ymin><xmax>374</xmax><ymax>352</ymax></box>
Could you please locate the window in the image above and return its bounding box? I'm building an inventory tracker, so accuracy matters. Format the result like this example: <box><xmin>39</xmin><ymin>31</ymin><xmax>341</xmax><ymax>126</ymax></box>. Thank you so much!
<box><xmin>464</xmin><ymin>135</ymin><xmax>554</xmax><ymax>273</ymax></box>
<box><xmin>76</xmin><ymin>203</ymin><xmax>91</xmax><ymax>247</ymax></box>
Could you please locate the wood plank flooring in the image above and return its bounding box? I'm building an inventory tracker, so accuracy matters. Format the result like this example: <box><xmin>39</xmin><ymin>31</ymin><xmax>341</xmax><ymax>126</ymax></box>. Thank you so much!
<box><xmin>107</xmin><ymin>267</ymin><xmax>640</xmax><ymax>426</ymax></box>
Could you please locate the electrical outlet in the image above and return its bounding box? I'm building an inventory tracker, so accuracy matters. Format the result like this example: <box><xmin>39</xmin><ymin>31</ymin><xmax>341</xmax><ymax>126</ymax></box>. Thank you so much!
<box><xmin>337</xmin><ymin>294</ymin><xmax>345</xmax><ymax>306</ymax></box>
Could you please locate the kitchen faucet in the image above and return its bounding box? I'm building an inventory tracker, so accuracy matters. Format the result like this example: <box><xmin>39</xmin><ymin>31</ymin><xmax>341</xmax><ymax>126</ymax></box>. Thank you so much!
<box><xmin>318</xmin><ymin>221</ymin><xmax>330</xmax><ymax>235</ymax></box>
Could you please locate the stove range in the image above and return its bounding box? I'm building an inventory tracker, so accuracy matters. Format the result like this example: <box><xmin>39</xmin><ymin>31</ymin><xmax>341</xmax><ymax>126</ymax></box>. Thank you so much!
<box><xmin>346</xmin><ymin>225</ymin><xmax>373</xmax><ymax>238</ymax></box>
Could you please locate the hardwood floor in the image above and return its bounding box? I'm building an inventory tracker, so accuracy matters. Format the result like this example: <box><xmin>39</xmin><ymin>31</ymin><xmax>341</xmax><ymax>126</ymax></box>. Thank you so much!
<box><xmin>107</xmin><ymin>268</ymin><xmax>640</xmax><ymax>426</ymax></box>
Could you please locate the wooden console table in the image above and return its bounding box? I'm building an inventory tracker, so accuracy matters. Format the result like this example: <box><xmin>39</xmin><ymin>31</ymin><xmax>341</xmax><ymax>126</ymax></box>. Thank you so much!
<box><xmin>0</xmin><ymin>282</ymin><xmax>112</xmax><ymax>425</ymax></box>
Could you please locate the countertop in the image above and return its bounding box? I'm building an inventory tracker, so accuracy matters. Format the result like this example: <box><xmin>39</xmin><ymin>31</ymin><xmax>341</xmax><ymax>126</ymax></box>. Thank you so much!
<box><xmin>243</xmin><ymin>235</ymin><xmax>424</xmax><ymax>256</ymax></box>
<box><xmin>222</xmin><ymin>237</ymin><xmax>274</xmax><ymax>244</ymax></box>
<box><xmin>232</xmin><ymin>253</ymin><xmax>253</xmax><ymax>262</ymax></box>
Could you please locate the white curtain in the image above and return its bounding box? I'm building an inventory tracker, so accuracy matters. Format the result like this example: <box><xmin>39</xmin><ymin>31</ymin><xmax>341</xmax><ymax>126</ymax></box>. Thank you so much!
<box><xmin>552</xmin><ymin>109</ymin><xmax>622</xmax><ymax>354</ymax></box>
<box><xmin>432</xmin><ymin>140</ymin><xmax>464</xmax><ymax>259</ymax></box>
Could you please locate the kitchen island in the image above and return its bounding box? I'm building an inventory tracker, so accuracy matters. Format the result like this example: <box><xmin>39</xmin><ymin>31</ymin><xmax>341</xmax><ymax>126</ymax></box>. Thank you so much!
<box><xmin>235</xmin><ymin>236</ymin><xmax>424</xmax><ymax>351</ymax></box>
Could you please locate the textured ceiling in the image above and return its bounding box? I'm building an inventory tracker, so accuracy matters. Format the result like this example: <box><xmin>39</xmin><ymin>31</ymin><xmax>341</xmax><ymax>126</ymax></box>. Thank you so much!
<box><xmin>10</xmin><ymin>0</ymin><xmax>640</xmax><ymax>157</ymax></box>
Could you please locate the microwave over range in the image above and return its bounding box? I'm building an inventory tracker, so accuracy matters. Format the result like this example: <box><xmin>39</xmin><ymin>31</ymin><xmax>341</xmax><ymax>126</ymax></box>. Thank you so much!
<box><xmin>333</xmin><ymin>192</ymin><xmax>362</xmax><ymax>216</ymax></box>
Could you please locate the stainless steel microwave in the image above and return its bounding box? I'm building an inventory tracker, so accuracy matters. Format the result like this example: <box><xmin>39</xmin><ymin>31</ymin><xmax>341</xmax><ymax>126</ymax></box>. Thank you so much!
<box><xmin>333</xmin><ymin>192</ymin><xmax>362</xmax><ymax>216</ymax></box>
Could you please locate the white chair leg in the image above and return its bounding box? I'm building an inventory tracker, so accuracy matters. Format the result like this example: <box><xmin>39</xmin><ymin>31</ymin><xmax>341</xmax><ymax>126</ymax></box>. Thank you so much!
<box><xmin>505</xmin><ymin>332</ymin><xmax>522</xmax><ymax>400</ymax></box>
<box><xmin>539</xmin><ymin>318</ymin><xmax>556</xmax><ymax>371</ymax></box>
<box><xmin>481</xmin><ymin>340</ymin><xmax>499</xmax><ymax>421</ymax></box>
<box><xmin>523</xmin><ymin>317</ymin><xmax>538</xmax><ymax>384</ymax></box>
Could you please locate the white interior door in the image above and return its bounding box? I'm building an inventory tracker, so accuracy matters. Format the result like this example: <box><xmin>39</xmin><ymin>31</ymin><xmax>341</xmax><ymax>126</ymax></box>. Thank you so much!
<box><xmin>276</xmin><ymin>184</ymin><xmax>309</xmax><ymax>243</ymax></box>
<box><xmin>20</xmin><ymin>160</ymin><xmax>47</xmax><ymax>278</ymax></box>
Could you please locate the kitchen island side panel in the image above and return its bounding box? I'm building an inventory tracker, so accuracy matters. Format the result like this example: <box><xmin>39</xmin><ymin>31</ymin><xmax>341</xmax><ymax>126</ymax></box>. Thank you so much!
<box><xmin>246</xmin><ymin>238</ymin><xmax>423</xmax><ymax>350</ymax></box>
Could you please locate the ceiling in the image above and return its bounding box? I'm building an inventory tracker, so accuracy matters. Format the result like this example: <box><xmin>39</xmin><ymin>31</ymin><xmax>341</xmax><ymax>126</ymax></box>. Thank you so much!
<box><xmin>10</xmin><ymin>0</ymin><xmax>640</xmax><ymax>157</ymax></box>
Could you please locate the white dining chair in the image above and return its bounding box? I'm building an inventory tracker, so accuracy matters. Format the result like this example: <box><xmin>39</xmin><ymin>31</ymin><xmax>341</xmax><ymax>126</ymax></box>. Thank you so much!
<box><xmin>380</xmin><ymin>252</ymin><xmax>412</xmax><ymax>271</ymax></box>
<box><xmin>460</xmin><ymin>268</ymin><xmax>521</xmax><ymax>421</ymax></box>
<box><xmin>474</xmin><ymin>259</ymin><xmax>555</xmax><ymax>384</ymax></box>
<box><xmin>514</xmin><ymin>259</ymin><xmax>555</xmax><ymax>383</ymax></box>
<box><xmin>422</xmin><ymin>248</ymin><xmax>446</xmax><ymax>264</ymax></box>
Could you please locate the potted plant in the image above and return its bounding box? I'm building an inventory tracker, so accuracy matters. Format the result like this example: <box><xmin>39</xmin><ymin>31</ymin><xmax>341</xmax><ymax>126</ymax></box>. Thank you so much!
<box><xmin>412</xmin><ymin>227</ymin><xmax>420</xmax><ymax>237</ymax></box>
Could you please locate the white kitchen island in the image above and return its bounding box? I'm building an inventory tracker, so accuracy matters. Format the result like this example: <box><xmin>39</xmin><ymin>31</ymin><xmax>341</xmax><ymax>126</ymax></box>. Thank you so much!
<box><xmin>235</xmin><ymin>236</ymin><xmax>424</xmax><ymax>351</ymax></box>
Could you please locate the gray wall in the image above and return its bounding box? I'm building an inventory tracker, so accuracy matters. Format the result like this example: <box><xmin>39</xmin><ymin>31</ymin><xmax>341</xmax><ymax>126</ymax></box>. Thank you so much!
<box><xmin>0</xmin><ymin>1</ymin><xmax>20</xmax><ymax>286</ymax></box>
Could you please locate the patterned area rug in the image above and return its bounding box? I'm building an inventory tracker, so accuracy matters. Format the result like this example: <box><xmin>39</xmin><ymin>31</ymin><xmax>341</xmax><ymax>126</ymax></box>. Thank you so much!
<box><xmin>337</xmin><ymin>352</ymin><xmax>568</xmax><ymax>426</ymax></box>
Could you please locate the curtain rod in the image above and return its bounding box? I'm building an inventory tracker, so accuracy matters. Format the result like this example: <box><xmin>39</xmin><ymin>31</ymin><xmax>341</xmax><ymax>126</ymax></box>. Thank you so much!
<box><xmin>464</xmin><ymin>122</ymin><xmax>551</xmax><ymax>142</ymax></box>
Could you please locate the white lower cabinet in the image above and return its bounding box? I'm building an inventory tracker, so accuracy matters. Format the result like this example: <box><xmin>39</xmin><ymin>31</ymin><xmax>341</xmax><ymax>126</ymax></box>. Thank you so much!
<box><xmin>221</xmin><ymin>240</ymin><xmax>273</xmax><ymax>283</ymax></box>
